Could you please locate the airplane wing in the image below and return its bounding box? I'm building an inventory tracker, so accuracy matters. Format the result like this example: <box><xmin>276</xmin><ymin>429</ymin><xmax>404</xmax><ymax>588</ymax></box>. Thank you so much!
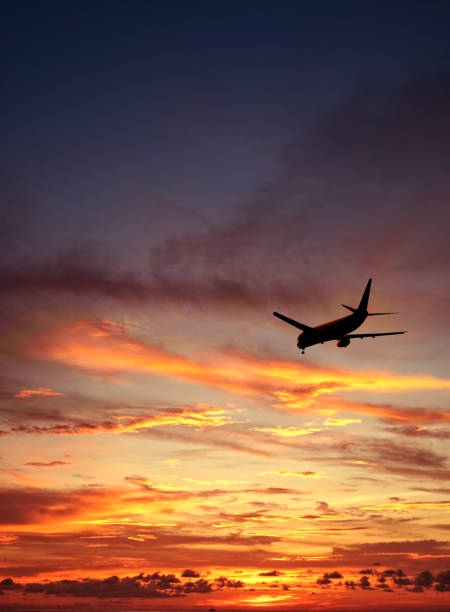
<box><xmin>273</xmin><ymin>312</ymin><xmax>313</xmax><ymax>332</ymax></box>
<box><xmin>346</xmin><ymin>331</ymin><xmax>406</xmax><ymax>339</ymax></box>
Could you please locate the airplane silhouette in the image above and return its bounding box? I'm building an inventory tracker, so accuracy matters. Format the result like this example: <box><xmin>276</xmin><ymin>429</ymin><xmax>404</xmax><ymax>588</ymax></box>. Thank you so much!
<box><xmin>274</xmin><ymin>279</ymin><xmax>405</xmax><ymax>354</ymax></box>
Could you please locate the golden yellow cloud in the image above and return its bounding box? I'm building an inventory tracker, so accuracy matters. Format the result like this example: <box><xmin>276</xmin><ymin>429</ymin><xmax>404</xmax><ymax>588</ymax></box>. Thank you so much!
<box><xmin>253</xmin><ymin>426</ymin><xmax>322</xmax><ymax>436</ymax></box>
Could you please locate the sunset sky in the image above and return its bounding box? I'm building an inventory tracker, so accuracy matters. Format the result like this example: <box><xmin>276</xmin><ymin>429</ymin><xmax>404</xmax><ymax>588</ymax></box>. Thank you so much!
<box><xmin>2</xmin><ymin>1</ymin><xmax>450</xmax><ymax>610</ymax></box>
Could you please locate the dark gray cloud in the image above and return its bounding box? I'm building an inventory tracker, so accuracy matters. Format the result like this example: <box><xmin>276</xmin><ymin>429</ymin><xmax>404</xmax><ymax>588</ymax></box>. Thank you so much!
<box><xmin>0</xmin><ymin>573</ymin><xmax>247</xmax><ymax>598</ymax></box>
<box><xmin>316</xmin><ymin>571</ymin><xmax>343</xmax><ymax>585</ymax></box>
<box><xmin>214</xmin><ymin>576</ymin><xmax>244</xmax><ymax>589</ymax></box>
<box><xmin>181</xmin><ymin>569</ymin><xmax>200</xmax><ymax>578</ymax></box>
<box><xmin>2</xmin><ymin>72</ymin><xmax>450</xmax><ymax>325</ymax></box>
<box><xmin>140</xmin><ymin>71</ymin><xmax>450</xmax><ymax>319</ymax></box>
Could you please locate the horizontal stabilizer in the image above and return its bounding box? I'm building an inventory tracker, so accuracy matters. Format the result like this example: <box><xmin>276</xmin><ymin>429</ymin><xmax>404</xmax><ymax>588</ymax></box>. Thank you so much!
<box><xmin>273</xmin><ymin>312</ymin><xmax>312</xmax><ymax>332</ymax></box>
<box><xmin>367</xmin><ymin>312</ymin><xmax>397</xmax><ymax>316</ymax></box>
<box><xmin>342</xmin><ymin>304</ymin><xmax>357</xmax><ymax>313</ymax></box>
<box><xmin>346</xmin><ymin>331</ymin><xmax>406</xmax><ymax>339</ymax></box>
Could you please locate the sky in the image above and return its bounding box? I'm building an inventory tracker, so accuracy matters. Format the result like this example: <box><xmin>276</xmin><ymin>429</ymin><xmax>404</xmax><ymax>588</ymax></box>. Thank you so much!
<box><xmin>1</xmin><ymin>1</ymin><xmax>450</xmax><ymax>610</ymax></box>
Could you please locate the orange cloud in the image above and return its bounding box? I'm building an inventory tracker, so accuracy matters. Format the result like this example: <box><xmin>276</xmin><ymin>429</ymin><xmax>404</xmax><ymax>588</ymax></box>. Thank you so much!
<box><xmin>14</xmin><ymin>388</ymin><xmax>63</xmax><ymax>399</ymax></box>
<box><xmin>326</xmin><ymin>398</ymin><xmax>450</xmax><ymax>424</ymax></box>
<box><xmin>24</xmin><ymin>319</ymin><xmax>450</xmax><ymax>414</ymax></box>
<box><xmin>323</xmin><ymin>418</ymin><xmax>361</xmax><ymax>426</ymax></box>
<box><xmin>0</xmin><ymin>486</ymin><xmax>131</xmax><ymax>531</ymax></box>
<box><xmin>0</xmin><ymin>482</ymin><xmax>238</xmax><ymax>532</ymax></box>
<box><xmin>24</xmin><ymin>460</ymin><xmax>70</xmax><ymax>467</ymax></box>
<box><xmin>8</xmin><ymin>406</ymin><xmax>235</xmax><ymax>435</ymax></box>
<box><xmin>363</xmin><ymin>500</ymin><xmax>450</xmax><ymax>512</ymax></box>
<box><xmin>263</xmin><ymin>471</ymin><xmax>327</xmax><ymax>479</ymax></box>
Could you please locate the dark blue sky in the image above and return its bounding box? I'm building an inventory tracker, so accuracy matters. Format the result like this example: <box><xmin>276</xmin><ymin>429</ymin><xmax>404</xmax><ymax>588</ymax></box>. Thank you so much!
<box><xmin>3</xmin><ymin>1</ymin><xmax>450</xmax><ymax>225</ymax></box>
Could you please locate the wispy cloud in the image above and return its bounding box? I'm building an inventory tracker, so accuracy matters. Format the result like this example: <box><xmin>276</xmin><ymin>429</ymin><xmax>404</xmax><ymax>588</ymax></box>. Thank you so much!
<box><xmin>262</xmin><ymin>471</ymin><xmax>327</xmax><ymax>479</ymax></box>
<box><xmin>363</xmin><ymin>500</ymin><xmax>450</xmax><ymax>513</ymax></box>
<box><xmin>3</xmin><ymin>405</ymin><xmax>236</xmax><ymax>435</ymax></box>
<box><xmin>253</xmin><ymin>426</ymin><xmax>322</xmax><ymax>437</ymax></box>
<box><xmin>13</xmin><ymin>388</ymin><xmax>63</xmax><ymax>399</ymax></box>
<box><xmin>24</xmin><ymin>318</ymin><xmax>450</xmax><ymax>411</ymax></box>
<box><xmin>24</xmin><ymin>460</ymin><xmax>70</xmax><ymax>467</ymax></box>
<box><xmin>324</xmin><ymin>417</ymin><xmax>361</xmax><ymax>426</ymax></box>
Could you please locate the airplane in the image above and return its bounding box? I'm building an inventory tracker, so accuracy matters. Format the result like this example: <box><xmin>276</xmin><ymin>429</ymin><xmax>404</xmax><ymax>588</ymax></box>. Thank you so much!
<box><xmin>273</xmin><ymin>279</ymin><xmax>406</xmax><ymax>354</ymax></box>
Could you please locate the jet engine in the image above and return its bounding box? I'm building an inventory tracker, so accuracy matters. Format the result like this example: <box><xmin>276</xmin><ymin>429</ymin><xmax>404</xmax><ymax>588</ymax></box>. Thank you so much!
<box><xmin>337</xmin><ymin>337</ymin><xmax>350</xmax><ymax>348</ymax></box>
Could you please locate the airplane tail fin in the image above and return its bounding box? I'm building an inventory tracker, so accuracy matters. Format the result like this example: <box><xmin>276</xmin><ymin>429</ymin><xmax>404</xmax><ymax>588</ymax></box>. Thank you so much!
<box><xmin>358</xmin><ymin>279</ymin><xmax>372</xmax><ymax>312</ymax></box>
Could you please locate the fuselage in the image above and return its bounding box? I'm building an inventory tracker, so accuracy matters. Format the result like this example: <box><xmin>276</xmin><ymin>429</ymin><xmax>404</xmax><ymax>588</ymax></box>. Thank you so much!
<box><xmin>297</xmin><ymin>310</ymin><xmax>367</xmax><ymax>350</ymax></box>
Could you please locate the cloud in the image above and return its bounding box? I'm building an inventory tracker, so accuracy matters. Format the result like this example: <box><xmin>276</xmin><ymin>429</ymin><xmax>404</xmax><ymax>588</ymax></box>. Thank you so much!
<box><xmin>24</xmin><ymin>461</ymin><xmax>70</xmax><ymax>467</ymax></box>
<box><xmin>0</xmin><ymin>578</ymin><xmax>22</xmax><ymax>591</ymax></box>
<box><xmin>0</xmin><ymin>483</ymin><xmax>234</xmax><ymax>528</ymax></box>
<box><xmin>23</xmin><ymin>318</ymin><xmax>450</xmax><ymax>409</ymax></box>
<box><xmin>356</xmin><ymin>438</ymin><xmax>448</xmax><ymax>470</ymax></box>
<box><xmin>0</xmin><ymin>253</ymin><xmax>299</xmax><ymax>312</ymax></box>
<box><xmin>1</xmin><ymin>388</ymin><xmax>281</xmax><ymax>458</ymax></box>
<box><xmin>0</xmin><ymin>478</ymin><xmax>311</xmax><ymax>531</ymax></box>
<box><xmin>13</xmin><ymin>388</ymin><xmax>63</xmax><ymax>399</ymax></box>
<box><xmin>316</xmin><ymin>571</ymin><xmax>343</xmax><ymax>585</ymax></box>
<box><xmin>135</xmin><ymin>426</ymin><xmax>276</xmax><ymax>458</ymax></box>
<box><xmin>315</xmin><ymin>501</ymin><xmax>337</xmax><ymax>515</ymax></box>
<box><xmin>362</xmin><ymin>500</ymin><xmax>450</xmax><ymax>513</ymax></box>
<box><xmin>1</xmin><ymin>527</ymin><xmax>281</xmax><ymax>579</ymax></box>
<box><xmin>0</xmin><ymin>572</ymin><xmax>246</xmax><ymax>599</ymax></box>
<box><xmin>324</xmin><ymin>418</ymin><xmax>361</xmax><ymax>427</ymax></box>
<box><xmin>333</xmin><ymin>539</ymin><xmax>450</xmax><ymax>559</ymax></box>
<box><xmin>0</xmin><ymin>250</ymin><xmax>151</xmax><ymax>301</ymax></box>
<box><xmin>8</xmin><ymin>566</ymin><xmax>450</xmax><ymax>601</ymax></box>
<box><xmin>410</xmin><ymin>487</ymin><xmax>450</xmax><ymax>495</ymax></box>
<box><xmin>212</xmin><ymin>509</ymin><xmax>292</xmax><ymax>528</ymax></box>
<box><xmin>142</xmin><ymin>69</ymin><xmax>450</xmax><ymax>321</ymax></box>
<box><xmin>328</xmin><ymin>399</ymin><xmax>450</xmax><ymax>425</ymax></box>
<box><xmin>253</xmin><ymin>426</ymin><xmax>323</xmax><ymax>437</ymax></box>
<box><xmin>181</xmin><ymin>569</ymin><xmax>200</xmax><ymax>578</ymax></box>
<box><xmin>214</xmin><ymin>576</ymin><xmax>244</xmax><ymax>588</ymax></box>
<box><xmin>181</xmin><ymin>578</ymin><xmax>213</xmax><ymax>593</ymax></box>
<box><xmin>435</xmin><ymin>570</ymin><xmax>450</xmax><ymax>591</ymax></box>
<box><xmin>0</xmin><ymin>486</ymin><xmax>130</xmax><ymax>527</ymax></box>
<box><xmin>311</xmin><ymin>435</ymin><xmax>450</xmax><ymax>481</ymax></box>
<box><xmin>414</xmin><ymin>570</ymin><xmax>435</xmax><ymax>589</ymax></box>
<box><xmin>388</xmin><ymin>425</ymin><xmax>450</xmax><ymax>438</ymax></box>
<box><xmin>18</xmin><ymin>573</ymin><xmax>197</xmax><ymax>598</ymax></box>
<box><xmin>3</xmin><ymin>404</ymin><xmax>238</xmax><ymax>436</ymax></box>
<box><xmin>263</xmin><ymin>471</ymin><xmax>326</xmax><ymax>479</ymax></box>
<box><xmin>1</xmin><ymin>73</ymin><xmax>450</xmax><ymax>344</ymax></box>
<box><xmin>118</xmin><ymin>75</ymin><xmax>450</xmax><ymax>311</ymax></box>
<box><xmin>242</xmin><ymin>487</ymin><xmax>307</xmax><ymax>495</ymax></box>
